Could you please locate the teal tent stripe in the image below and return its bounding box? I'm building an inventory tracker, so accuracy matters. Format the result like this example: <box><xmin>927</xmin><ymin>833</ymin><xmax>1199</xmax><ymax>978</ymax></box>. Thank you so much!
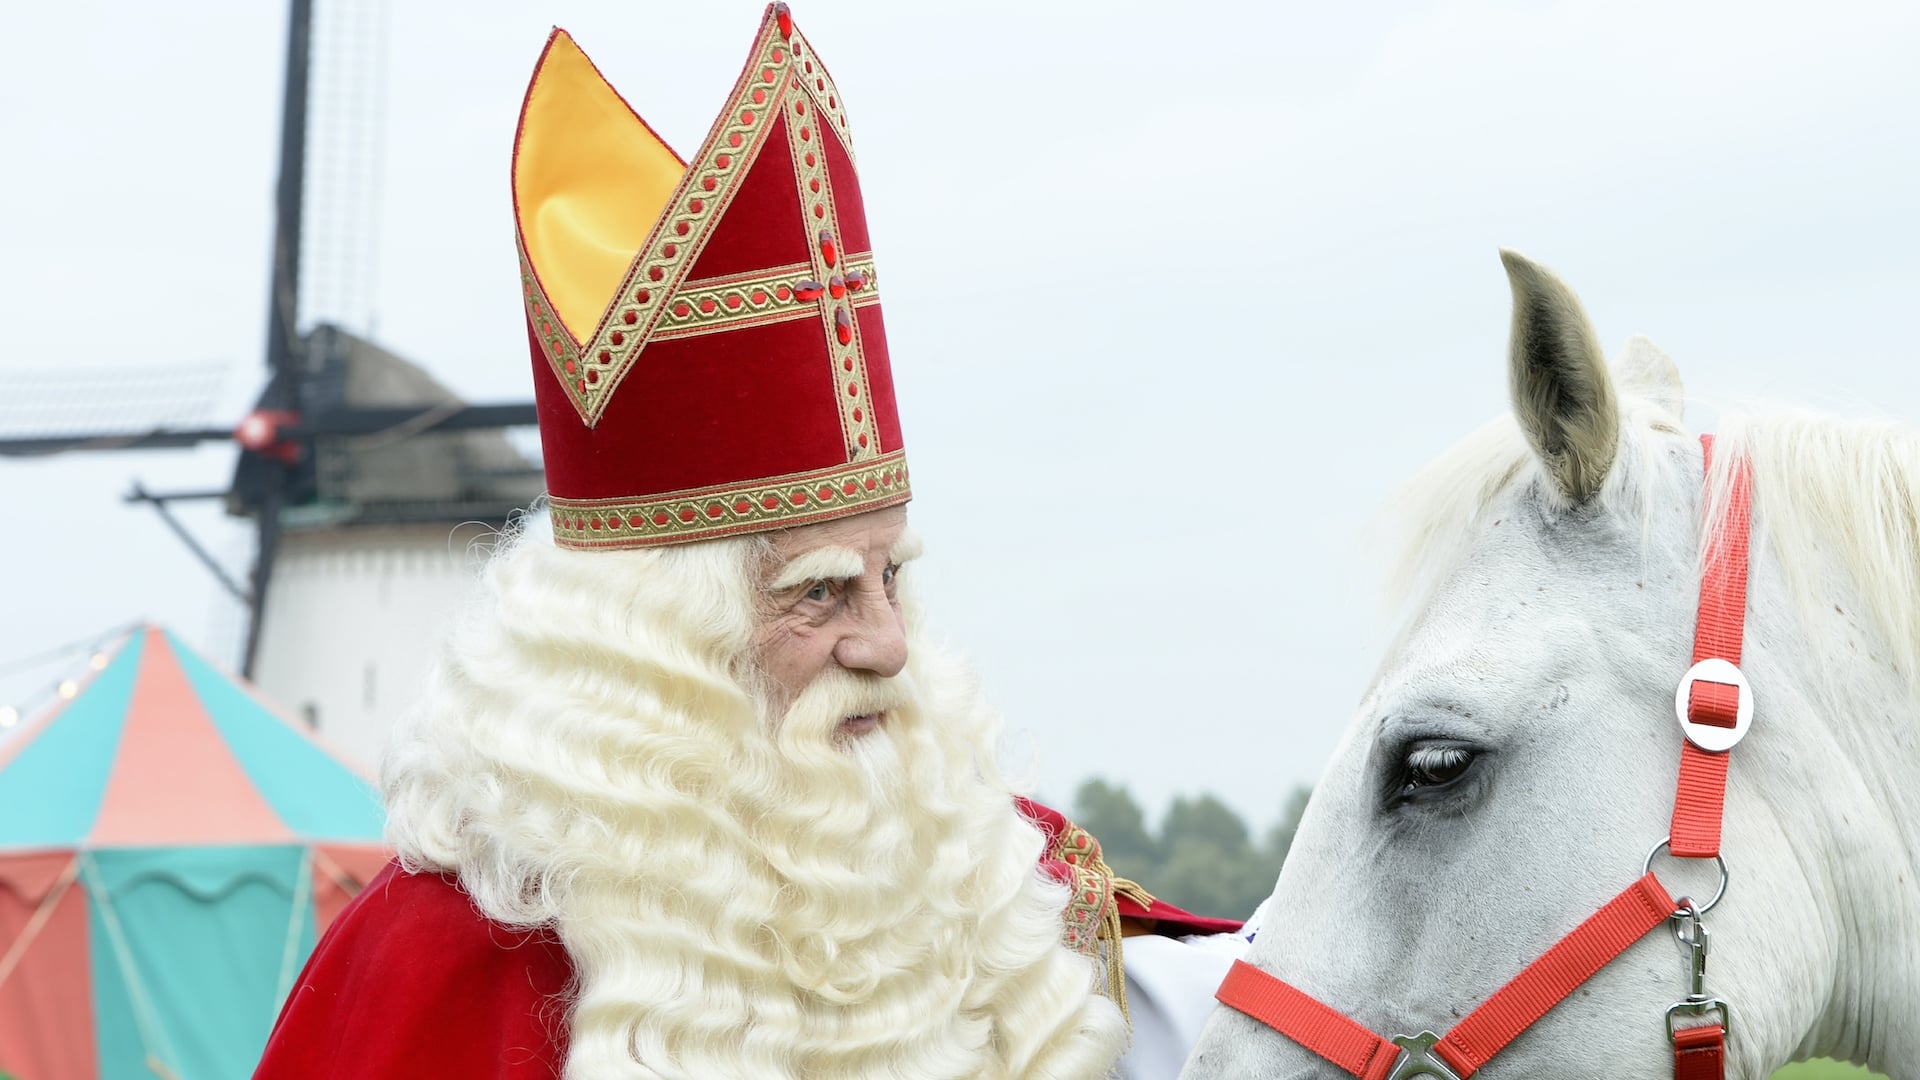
<box><xmin>166</xmin><ymin>632</ymin><xmax>384</xmax><ymax>842</ymax></box>
<box><xmin>0</xmin><ymin>634</ymin><xmax>145</xmax><ymax>848</ymax></box>
<box><xmin>87</xmin><ymin>845</ymin><xmax>311</xmax><ymax>1080</ymax></box>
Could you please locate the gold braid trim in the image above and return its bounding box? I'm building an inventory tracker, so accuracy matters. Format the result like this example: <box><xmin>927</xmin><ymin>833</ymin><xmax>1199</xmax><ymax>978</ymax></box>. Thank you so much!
<box><xmin>1050</xmin><ymin>821</ymin><xmax>1151</xmax><ymax>1028</ymax></box>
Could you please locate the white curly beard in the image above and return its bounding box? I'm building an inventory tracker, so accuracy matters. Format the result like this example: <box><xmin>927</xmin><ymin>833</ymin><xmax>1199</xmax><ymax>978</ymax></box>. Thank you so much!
<box><xmin>383</xmin><ymin>525</ymin><xmax>1128</xmax><ymax>1079</ymax></box>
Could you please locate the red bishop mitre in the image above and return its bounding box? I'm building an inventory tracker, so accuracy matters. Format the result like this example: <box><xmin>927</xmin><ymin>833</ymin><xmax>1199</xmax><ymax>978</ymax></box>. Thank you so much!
<box><xmin>513</xmin><ymin>4</ymin><xmax>909</xmax><ymax>550</ymax></box>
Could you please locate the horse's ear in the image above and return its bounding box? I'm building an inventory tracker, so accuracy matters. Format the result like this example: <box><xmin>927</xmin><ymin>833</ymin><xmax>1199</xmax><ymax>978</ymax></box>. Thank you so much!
<box><xmin>1614</xmin><ymin>335</ymin><xmax>1684</xmax><ymax>423</ymax></box>
<box><xmin>1500</xmin><ymin>249</ymin><xmax>1619</xmax><ymax>503</ymax></box>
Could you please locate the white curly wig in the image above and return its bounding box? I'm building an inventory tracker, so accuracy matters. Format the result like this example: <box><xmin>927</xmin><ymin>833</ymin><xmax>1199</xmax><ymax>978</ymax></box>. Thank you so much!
<box><xmin>382</xmin><ymin>512</ymin><xmax>1127</xmax><ymax>1078</ymax></box>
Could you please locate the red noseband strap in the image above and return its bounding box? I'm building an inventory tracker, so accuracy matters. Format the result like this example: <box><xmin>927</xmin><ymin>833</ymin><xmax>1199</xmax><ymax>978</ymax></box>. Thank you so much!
<box><xmin>1215</xmin><ymin>874</ymin><xmax>1675</xmax><ymax>1078</ymax></box>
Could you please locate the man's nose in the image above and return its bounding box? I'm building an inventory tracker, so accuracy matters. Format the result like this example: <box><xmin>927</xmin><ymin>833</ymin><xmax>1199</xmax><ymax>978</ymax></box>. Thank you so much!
<box><xmin>832</xmin><ymin>586</ymin><xmax>907</xmax><ymax>678</ymax></box>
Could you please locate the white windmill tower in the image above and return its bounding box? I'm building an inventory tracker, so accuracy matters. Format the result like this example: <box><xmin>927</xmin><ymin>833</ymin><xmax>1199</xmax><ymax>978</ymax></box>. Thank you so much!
<box><xmin>0</xmin><ymin>0</ymin><xmax>543</xmax><ymax>768</ymax></box>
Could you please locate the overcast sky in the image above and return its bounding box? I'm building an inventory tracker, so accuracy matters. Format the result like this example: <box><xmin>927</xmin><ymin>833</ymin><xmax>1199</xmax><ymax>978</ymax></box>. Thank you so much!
<box><xmin>2</xmin><ymin>0</ymin><xmax>1917</xmax><ymax>827</ymax></box>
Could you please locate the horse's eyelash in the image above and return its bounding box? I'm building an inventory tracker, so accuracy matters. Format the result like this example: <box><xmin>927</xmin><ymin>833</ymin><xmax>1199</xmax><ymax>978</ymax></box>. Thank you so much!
<box><xmin>1407</xmin><ymin>745</ymin><xmax>1472</xmax><ymax>772</ymax></box>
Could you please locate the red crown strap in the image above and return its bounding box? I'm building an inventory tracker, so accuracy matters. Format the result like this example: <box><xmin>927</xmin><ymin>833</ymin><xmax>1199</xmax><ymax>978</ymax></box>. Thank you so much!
<box><xmin>1670</xmin><ymin>435</ymin><xmax>1754</xmax><ymax>857</ymax></box>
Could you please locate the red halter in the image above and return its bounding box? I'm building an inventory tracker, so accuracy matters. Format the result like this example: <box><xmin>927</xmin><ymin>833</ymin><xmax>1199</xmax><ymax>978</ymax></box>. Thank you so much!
<box><xmin>1217</xmin><ymin>435</ymin><xmax>1752</xmax><ymax>1079</ymax></box>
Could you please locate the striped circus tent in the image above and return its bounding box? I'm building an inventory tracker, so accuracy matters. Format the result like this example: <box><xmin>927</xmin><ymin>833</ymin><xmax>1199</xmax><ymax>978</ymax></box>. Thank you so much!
<box><xmin>0</xmin><ymin>626</ymin><xmax>390</xmax><ymax>1080</ymax></box>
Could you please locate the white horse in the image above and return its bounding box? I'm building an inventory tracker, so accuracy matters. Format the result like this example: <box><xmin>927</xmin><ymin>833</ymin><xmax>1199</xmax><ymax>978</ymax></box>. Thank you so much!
<box><xmin>1178</xmin><ymin>253</ymin><xmax>1919</xmax><ymax>1079</ymax></box>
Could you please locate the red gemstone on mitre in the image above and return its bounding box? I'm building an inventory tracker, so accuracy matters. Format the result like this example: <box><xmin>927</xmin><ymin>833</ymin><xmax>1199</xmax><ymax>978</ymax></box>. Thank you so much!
<box><xmin>728</xmin><ymin>132</ymin><xmax>742</xmax><ymax>148</ymax></box>
<box><xmin>844</xmin><ymin>480</ymin><xmax>858</xmax><ymax>494</ymax></box>
<box><xmin>662</xmin><ymin>243</ymin><xmax>677</xmax><ymax>257</ymax></box>
<box><xmin>864</xmin><ymin>477</ymin><xmax>876</xmax><ymax>491</ymax></box>
<box><xmin>762</xmin><ymin>495</ymin><xmax>781</xmax><ymax>510</ymax></box>
<box><xmin>610</xmin><ymin>331</ymin><xmax>625</xmax><ymax>345</ymax></box>
<box><xmin>653</xmin><ymin>512</ymin><xmax>670</xmax><ymax>526</ymax></box>
<box><xmin>775</xmin><ymin>285</ymin><xmax>792</xmax><ymax>301</ymax></box>
<box><xmin>818</xmin><ymin>486</ymin><xmax>834</xmax><ymax>500</ymax></box>
<box><xmin>751</xmin><ymin>88</ymin><xmax>765</xmax><ymax>105</ymax></box>
<box><xmin>794</xmin><ymin>280</ymin><xmax>825</xmax><ymax>301</ymax></box>
<box><xmin>795</xmin><ymin>99</ymin><xmax>807</xmax><ymax>115</ymax></box>
<box><xmin>608</xmin><ymin>516</ymin><xmax>622</xmax><ymax>528</ymax></box>
<box><xmin>844</xmin><ymin>270</ymin><xmax>867</xmax><ymax>291</ymax></box>
<box><xmin>623</xmin><ymin>310</ymin><xmax>637</xmax><ymax>325</ymax></box>
<box><xmin>675</xmin><ymin>221</ymin><xmax>689</xmax><ymax>235</ymax></box>
<box><xmin>741</xmin><ymin>109</ymin><xmax>755</xmax><ymax>124</ymax></box>
<box><xmin>800</xmin><ymin>126</ymin><xmax>811</xmax><ymax>141</ymax></box>
<box><xmin>829</xmin><ymin>275</ymin><xmax>846</xmax><ymax>299</ymax></box>
<box><xmin>789</xmin><ymin>491</ymin><xmax>807</xmax><ymax>506</ymax></box>
<box><xmin>843</xmin><ymin>357</ymin><xmax>853</xmax><ymax>371</ymax></box>
<box><xmin>852</xmin><ymin>408</ymin><xmax>863</xmax><ymax>422</ymax></box>
<box><xmin>564</xmin><ymin>359</ymin><xmax>576</xmax><ymax>374</ymax></box>
<box><xmin>598</xmin><ymin>349</ymin><xmax>610</xmax><ymax>363</ymax></box>
<box><xmin>699</xmin><ymin>298</ymin><xmax>717</xmax><ymax>314</ymax></box>
<box><xmin>846</xmin><ymin>381</ymin><xmax>859</xmax><ymax>396</ymax></box>
<box><xmin>762</xmin><ymin>68</ymin><xmax>775</xmax><ymax>83</ymax></box>
<box><xmin>716</xmin><ymin>154</ymin><xmax>731</xmax><ymax>169</ymax></box>
<box><xmin>775</xmin><ymin>3</ymin><xmax>793</xmax><ymax>38</ymax></box>
<box><xmin>857</xmin><ymin>433</ymin><xmax>868</xmax><ymax>448</ymax></box>
<box><xmin>724</xmin><ymin>294</ymin><xmax>742</xmax><ymax>309</ymax></box>
<box><xmin>648</xmin><ymin>266</ymin><xmax>664</xmax><ymax>281</ymax></box>
<box><xmin>679</xmin><ymin>508</ymin><xmax>697</xmax><ymax>523</ymax></box>
<box><xmin>813</xmin><ymin>204</ymin><xmax>825</xmax><ymax>219</ymax></box>
<box><xmin>590</xmin><ymin>518</ymin><xmax>602</xmax><ymax>530</ymax></box>
<box><xmin>706</xmin><ymin>504</ymin><xmax>724</xmax><ymax>519</ymax></box>
<box><xmin>750</xmin><ymin>289</ymin><xmax>767</xmax><ymax>303</ymax></box>
<box><xmin>702</xmin><ymin>176</ymin><xmax>718</xmax><ymax>191</ymax></box>
<box><xmin>629</xmin><ymin>516</ymin><xmax>645</xmax><ymax>529</ymax></box>
<box><xmin>673</xmin><ymin>301</ymin><xmax>691</xmax><ymax>317</ymax></box>
<box><xmin>819</xmin><ymin>231</ymin><xmax>838</xmax><ymax>266</ymax></box>
<box><xmin>635</xmin><ymin>289</ymin><xmax>650</xmax><ymax>303</ymax></box>
<box><xmin>834</xmin><ymin>308</ymin><xmax>853</xmax><ymax>344</ymax></box>
<box><xmin>735</xmin><ymin>498</ymin><xmax>752</xmax><ymax>513</ymax></box>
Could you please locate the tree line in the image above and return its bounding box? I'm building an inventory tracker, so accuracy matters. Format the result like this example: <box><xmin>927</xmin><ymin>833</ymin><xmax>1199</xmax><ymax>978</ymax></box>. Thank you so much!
<box><xmin>1068</xmin><ymin>778</ymin><xmax>1312</xmax><ymax>922</ymax></box>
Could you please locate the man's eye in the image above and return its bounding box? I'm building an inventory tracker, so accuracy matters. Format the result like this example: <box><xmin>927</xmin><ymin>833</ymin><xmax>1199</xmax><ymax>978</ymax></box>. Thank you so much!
<box><xmin>882</xmin><ymin>564</ymin><xmax>897</xmax><ymax>587</ymax></box>
<box><xmin>805</xmin><ymin>582</ymin><xmax>832</xmax><ymax>602</ymax></box>
<box><xmin>1401</xmin><ymin>744</ymin><xmax>1475</xmax><ymax>796</ymax></box>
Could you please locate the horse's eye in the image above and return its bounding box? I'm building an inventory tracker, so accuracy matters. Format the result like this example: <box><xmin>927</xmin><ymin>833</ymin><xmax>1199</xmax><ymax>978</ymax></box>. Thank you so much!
<box><xmin>1402</xmin><ymin>743</ymin><xmax>1475</xmax><ymax>795</ymax></box>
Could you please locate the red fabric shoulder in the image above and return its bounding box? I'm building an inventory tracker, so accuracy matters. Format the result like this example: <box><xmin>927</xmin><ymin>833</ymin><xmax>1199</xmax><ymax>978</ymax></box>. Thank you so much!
<box><xmin>1015</xmin><ymin>796</ymin><xmax>1244</xmax><ymax>937</ymax></box>
<box><xmin>255</xmin><ymin>861</ymin><xmax>575</xmax><ymax>1079</ymax></box>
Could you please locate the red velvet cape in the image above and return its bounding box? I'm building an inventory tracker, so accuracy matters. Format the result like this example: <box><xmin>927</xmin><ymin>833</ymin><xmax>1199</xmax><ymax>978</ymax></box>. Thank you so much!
<box><xmin>254</xmin><ymin>862</ymin><xmax>571</xmax><ymax>1078</ymax></box>
<box><xmin>255</xmin><ymin>805</ymin><xmax>1241</xmax><ymax>1077</ymax></box>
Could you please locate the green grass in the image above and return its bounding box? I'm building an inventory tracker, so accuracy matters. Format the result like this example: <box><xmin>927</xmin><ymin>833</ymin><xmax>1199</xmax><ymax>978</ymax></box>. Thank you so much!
<box><xmin>1772</xmin><ymin>1062</ymin><xmax>1884</xmax><ymax>1079</ymax></box>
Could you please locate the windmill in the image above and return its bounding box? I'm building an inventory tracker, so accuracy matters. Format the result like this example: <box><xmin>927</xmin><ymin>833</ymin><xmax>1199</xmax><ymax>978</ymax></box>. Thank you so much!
<box><xmin>0</xmin><ymin>0</ymin><xmax>543</xmax><ymax>766</ymax></box>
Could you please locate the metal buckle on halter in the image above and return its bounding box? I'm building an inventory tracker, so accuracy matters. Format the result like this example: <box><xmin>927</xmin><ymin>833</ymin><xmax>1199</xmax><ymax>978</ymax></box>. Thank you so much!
<box><xmin>1663</xmin><ymin>897</ymin><xmax>1734</xmax><ymax>1042</ymax></box>
<box><xmin>1383</xmin><ymin>1032</ymin><xmax>1464</xmax><ymax>1080</ymax></box>
<box><xmin>1643</xmin><ymin>839</ymin><xmax>1730</xmax><ymax>913</ymax></box>
<box><xmin>1674</xmin><ymin>657</ymin><xmax>1754</xmax><ymax>752</ymax></box>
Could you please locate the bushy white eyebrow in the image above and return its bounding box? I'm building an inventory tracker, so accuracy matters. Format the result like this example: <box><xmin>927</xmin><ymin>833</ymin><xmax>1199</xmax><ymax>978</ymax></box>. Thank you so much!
<box><xmin>889</xmin><ymin>530</ymin><xmax>924</xmax><ymax>566</ymax></box>
<box><xmin>769</xmin><ymin>548</ymin><xmax>867</xmax><ymax>591</ymax></box>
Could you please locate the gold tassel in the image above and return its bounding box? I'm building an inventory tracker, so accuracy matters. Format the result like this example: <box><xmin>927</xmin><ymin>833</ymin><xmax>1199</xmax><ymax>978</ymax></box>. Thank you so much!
<box><xmin>1099</xmin><ymin>891</ymin><xmax>1129</xmax><ymax>1028</ymax></box>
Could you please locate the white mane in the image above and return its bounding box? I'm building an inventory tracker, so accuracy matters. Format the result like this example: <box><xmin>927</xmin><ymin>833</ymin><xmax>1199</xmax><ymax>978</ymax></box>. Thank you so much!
<box><xmin>1386</xmin><ymin>387</ymin><xmax>1920</xmax><ymax>693</ymax></box>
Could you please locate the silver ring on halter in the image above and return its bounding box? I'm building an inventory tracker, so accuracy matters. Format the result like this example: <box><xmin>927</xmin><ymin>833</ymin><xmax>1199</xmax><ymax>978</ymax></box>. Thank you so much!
<box><xmin>1642</xmin><ymin>838</ymin><xmax>1729</xmax><ymax>913</ymax></box>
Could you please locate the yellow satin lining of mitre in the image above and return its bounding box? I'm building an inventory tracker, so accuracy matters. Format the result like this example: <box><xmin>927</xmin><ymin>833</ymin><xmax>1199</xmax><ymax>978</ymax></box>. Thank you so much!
<box><xmin>515</xmin><ymin>30</ymin><xmax>685</xmax><ymax>341</ymax></box>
